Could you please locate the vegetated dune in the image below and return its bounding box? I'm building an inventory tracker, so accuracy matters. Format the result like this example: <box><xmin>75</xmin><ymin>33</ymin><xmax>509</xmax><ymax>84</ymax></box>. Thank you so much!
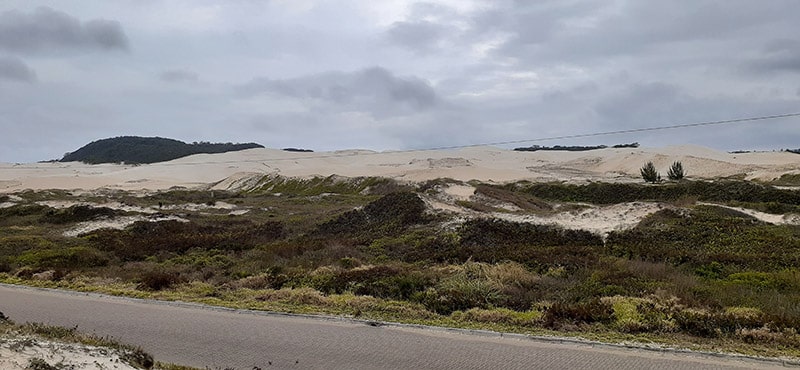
<box><xmin>1</xmin><ymin>145</ymin><xmax>798</xmax><ymax>192</ymax></box>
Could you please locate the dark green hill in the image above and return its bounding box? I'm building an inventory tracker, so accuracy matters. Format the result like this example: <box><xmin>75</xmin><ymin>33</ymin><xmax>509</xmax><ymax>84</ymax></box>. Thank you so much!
<box><xmin>60</xmin><ymin>136</ymin><xmax>264</xmax><ymax>164</ymax></box>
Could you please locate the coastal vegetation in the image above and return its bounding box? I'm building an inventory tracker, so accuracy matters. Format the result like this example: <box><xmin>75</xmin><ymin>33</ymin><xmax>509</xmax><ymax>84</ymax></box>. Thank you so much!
<box><xmin>1</xmin><ymin>177</ymin><xmax>800</xmax><ymax>357</ymax></box>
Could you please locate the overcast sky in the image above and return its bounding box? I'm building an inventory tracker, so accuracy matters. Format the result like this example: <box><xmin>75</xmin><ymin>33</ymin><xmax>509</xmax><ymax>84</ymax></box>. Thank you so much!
<box><xmin>1</xmin><ymin>1</ymin><xmax>799</xmax><ymax>162</ymax></box>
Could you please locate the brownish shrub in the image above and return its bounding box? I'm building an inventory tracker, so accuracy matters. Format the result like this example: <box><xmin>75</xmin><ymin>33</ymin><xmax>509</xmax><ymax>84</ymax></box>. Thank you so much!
<box><xmin>137</xmin><ymin>269</ymin><xmax>182</xmax><ymax>291</ymax></box>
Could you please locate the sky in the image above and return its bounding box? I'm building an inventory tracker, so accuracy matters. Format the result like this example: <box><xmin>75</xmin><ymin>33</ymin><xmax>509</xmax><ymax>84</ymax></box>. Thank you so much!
<box><xmin>1</xmin><ymin>0</ymin><xmax>799</xmax><ymax>162</ymax></box>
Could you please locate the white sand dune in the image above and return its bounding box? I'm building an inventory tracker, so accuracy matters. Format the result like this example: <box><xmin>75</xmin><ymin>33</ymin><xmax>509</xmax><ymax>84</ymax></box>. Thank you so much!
<box><xmin>1</xmin><ymin>145</ymin><xmax>798</xmax><ymax>192</ymax></box>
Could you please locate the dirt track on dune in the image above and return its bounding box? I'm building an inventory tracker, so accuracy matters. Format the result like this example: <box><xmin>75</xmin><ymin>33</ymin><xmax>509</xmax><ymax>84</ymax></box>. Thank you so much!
<box><xmin>0</xmin><ymin>284</ymin><xmax>789</xmax><ymax>369</ymax></box>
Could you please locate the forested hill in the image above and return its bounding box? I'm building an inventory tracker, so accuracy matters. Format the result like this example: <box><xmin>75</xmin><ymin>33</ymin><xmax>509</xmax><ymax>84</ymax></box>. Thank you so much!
<box><xmin>60</xmin><ymin>136</ymin><xmax>264</xmax><ymax>164</ymax></box>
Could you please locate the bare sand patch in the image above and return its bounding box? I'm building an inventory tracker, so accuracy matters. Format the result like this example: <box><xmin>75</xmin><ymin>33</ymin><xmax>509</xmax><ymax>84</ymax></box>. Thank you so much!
<box><xmin>494</xmin><ymin>202</ymin><xmax>667</xmax><ymax>235</ymax></box>
<box><xmin>64</xmin><ymin>215</ymin><xmax>189</xmax><ymax>237</ymax></box>
<box><xmin>699</xmin><ymin>203</ymin><xmax>800</xmax><ymax>225</ymax></box>
<box><xmin>0</xmin><ymin>337</ymin><xmax>139</xmax><ymax>370</ymax></box>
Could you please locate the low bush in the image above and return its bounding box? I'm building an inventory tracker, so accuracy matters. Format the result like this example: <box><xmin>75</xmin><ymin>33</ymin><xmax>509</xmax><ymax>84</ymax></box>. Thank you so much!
<box><xmin>459</xmin><ymin>218</ymin><xmax>602</xmax><ymax>248</ymax></box>
<box><xmin>87</xmin><ymin>219</ymin><xmax>285</xmax><ymax>261</ymax></box>
<box><xmin>40</xmin><ymin>205</ymin><xmax>117</xmax><ymax>224</ymax></box>
<box><xmin>316</xmin><ymin>192</ymin><xmax>429</xmax><ymax>238</ymax></box>
<box><xmin>16</xmin><ymin>246</ymin><xmax>109</xmax><ymax>269</ymax></box>
<box><xmin>607</xmin><ymin>207</ymin><xmax>800</xmax><ymax>270</ymax></box>
<box><xmin>542</xmin><ymin>298</ymin><xmax>615</xmax><ymax>328</ymax></box>
<box><xmin>137</xmin><ymin>269</ymin><xmax>183</xmax><ymax>291</ymax></box>
<box><xmin>514</xmin><ymin>180</ymin><xmax>800</xmax><ymax>205</ymax></box>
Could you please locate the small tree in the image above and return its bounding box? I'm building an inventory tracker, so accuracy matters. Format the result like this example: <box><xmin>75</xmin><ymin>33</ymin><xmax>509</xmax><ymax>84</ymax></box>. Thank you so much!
<box><xmin>667</xmin><ymin>161</ymin><xmax>685</xmax><ymax>181</ymax></box>
<box><xmin>640</xmin><ymin>161</ymin><xmax>660</xmax><ymax>183</ymax></box>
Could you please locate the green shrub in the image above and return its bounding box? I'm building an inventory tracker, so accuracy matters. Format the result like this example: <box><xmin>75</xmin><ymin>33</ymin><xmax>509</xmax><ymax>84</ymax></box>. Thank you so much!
<box><xmin>0</xmin><ymin>236</ymin><xmax>56</xmax><ymax>256</ymax></box>
<box><xmin>607</xmin><ymin>207</ymin><xmax>800</xmax><ymax>270</ymax></box>
<box><xmin>515</xmin><ymin>180</ymin><xmax>800</xmax><ymax>205</ymax></box>
<box><xmin>316</xmin><ymin>192</ymin><xmax>428</xmax><ymax>238</ymax></box>
<box><xmin>459</xmin><ymin>219</ymin><xmax>602</xmax><ymax>247</ymax></box>
<box><xmin>304</xmin><ymin>264</ymin><xmax>434</xmax><ymax>301</ymax></box>
<box><xmin>40</xmin><ymin>205</ymin><xmax>117</xmax><ymax>224</ymax></box>
<box><xmin>667</xmin><ymin>161</ymin><xmax>685</xmax><ymax>181</ymax></box>
<box><xmin>420</xmin><ymin>278</ymin><xmax>504</xmax><ymax>315</ymax></box>
<box><xmin>16</xmin><ymin>246</ymin><xmax>109</xmax><ymax>269</ymax></box>
<box><xmin>674</xmin><ymin>308</ymin><xmax>717</xmax><ymax>337</ymax></box>
<box><xmin>87</xmin><ymin>219</ymin><xmax>285</xmax><ymax>261</ymax></box>
<box><xmin>454</xmin><ymin>219</ymin><xmax>603</xmax><ymax>269</ymax></box>
<box><xmin>640</xmin><ymin>162</ymin><xmax>661</xmax><ymax>183</ymax></box>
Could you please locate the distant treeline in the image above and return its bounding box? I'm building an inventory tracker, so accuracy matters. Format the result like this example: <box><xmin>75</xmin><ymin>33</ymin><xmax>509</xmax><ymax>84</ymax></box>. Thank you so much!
<box><xmin>282</xmin><ymin>148</ymin><xmax>314</xmax><ymax>153</ymax></box>
<box><xmin>60</xmin><ymin>136</ymin><xmax>264</xmax><ymax>164</ymax></box>
<box><xmin>730</xmin><ymin>149</ymin><xmax>800</xmax><ymax>154</ymax></box>
<box><xmin>513</xmin><ymin>142</ymin><xmax>639</xmax><ymax>152</ymax></box>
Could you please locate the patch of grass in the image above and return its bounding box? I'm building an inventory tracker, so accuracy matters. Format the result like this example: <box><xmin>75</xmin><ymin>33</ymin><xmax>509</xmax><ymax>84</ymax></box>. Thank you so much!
<box><xmin>769</xmin><ymin>173</ymin><xmax>800</xmax><ymax>186</ymax></box>
<box><xmin>16</xmin><ymin>246</ymin><xmax>109</xmax><ymax>269</ymax></box>
<box><xmin>251</xmin><ymin>175</ymin><xmax>407</xmax><ymax>196</ymax></box>
<box><xmin>474</xmin><ymin>185</ymin><xmax>553</xmax><ymax>212</ymax></box>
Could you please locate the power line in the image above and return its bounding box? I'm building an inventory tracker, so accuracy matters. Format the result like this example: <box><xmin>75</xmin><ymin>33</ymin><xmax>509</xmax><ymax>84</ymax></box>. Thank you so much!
<box><xmin>416</xmin><ymin>112</ymin><xmax>800</xmax><ymax>151</ymax></box>
<box><xmin>4</xmin><ymin>112</ymin><xmax>800</xmax><ymax>169</ymax></box>
<box><xmin>138</xmin><ymin>111</ymin><xmax>800</xmax><ymax>166</ymax></box>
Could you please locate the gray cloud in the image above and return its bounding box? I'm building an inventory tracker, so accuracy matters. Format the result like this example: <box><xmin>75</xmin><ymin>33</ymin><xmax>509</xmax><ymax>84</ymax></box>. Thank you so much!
<box><xmin>159</xmin><ymin>69</ymin><xmax>199</xmax><ymax>83</ymax></box>
<box><xmin>0</xmin><ymin>7</ymin><xmax>128</xmax><ymax>54</ymax></box>
<box><xmin>750</xmin><ymin>39</ymin><xmax>800</xmax><ymax>73</ymax></box>
<box><xmin>238</xmin><ymin>67</ymin><xmax>438</xmax><ymax>118</ymax></box>
<box><xmin>472</xmin><ymin>1</ymin><xmax>800</xmax><ymax>64</ymax></box>
<box><xmin>385</xmin><ymin>20</ymin><xmax>451</xmax><ymax>53</ymax></box>
<box><xmin>0</xmin><ymin>56</ymin><xmax>36</xmax><ymax>82</ymax></box>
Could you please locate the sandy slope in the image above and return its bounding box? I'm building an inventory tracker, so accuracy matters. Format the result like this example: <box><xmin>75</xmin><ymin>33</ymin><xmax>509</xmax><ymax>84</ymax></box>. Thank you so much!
<box><xmin>1</xmin><ymin>145</ymin><xmax>798</xmax><ymax>193</ymax></box>
<box><xmin>0</xmin><ymin>337</ymin><xmax>140</xmax><ymax>370</ymax></box>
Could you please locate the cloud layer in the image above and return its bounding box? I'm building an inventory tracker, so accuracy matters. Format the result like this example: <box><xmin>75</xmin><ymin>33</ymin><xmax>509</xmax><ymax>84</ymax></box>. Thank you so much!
<box><xmin>0</xmin><ymin>7</ymin><xmax>128</xmax><ymax>53</ymax></box>
<box><xmin>0</xmin><ymin>1</ymin><xmax>798</xmax><ymax>162</ymax></box>
<box><xmin>0</xmin><ymin>56</ymin><xmax>36</xmax><ymax>82</ymax></box>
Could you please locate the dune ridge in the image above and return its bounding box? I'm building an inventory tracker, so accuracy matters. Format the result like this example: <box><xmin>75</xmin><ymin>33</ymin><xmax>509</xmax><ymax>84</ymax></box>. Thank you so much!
<box><xmin>1</xmin><ymin>145</ymin><xmax>798</xmax><ymax>192</ymax></box>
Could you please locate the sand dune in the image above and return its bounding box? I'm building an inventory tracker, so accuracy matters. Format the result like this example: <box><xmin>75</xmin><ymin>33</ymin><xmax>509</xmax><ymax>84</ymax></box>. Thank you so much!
<box><xmin>1</xmin><ymin>145</ymin><xmax>798</xmax><ymax>192</ymax></box>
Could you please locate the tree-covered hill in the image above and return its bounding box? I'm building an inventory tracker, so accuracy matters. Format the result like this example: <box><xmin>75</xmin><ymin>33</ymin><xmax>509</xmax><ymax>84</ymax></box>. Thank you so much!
<box><xmin>60</xmin><ymin>136</ymin><xmax>264</xmax><ymax>164</ymax></box>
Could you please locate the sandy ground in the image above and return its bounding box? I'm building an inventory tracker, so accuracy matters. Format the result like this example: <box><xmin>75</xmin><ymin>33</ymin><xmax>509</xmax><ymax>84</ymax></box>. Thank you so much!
<box><xmin>63</xmin><ymin>215</ymin><xmax>189</xmax><ymax>237</ymax></box>
<box><xmin>0</xmin><ymin>335</ymin><xmax>139</xmax><ymax>370</ymax></box>
<box><xmin>1</xmin><ymin>145</ymin><xmax>798</xmax><ymax>193</ymax></box>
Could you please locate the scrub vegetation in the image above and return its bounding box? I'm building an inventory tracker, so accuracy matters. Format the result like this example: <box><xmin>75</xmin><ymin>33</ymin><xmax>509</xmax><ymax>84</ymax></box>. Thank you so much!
<box><xmin>1</xmin><ymin>177</ymin><xmax>800</xmax><ymax>358</ymax></box>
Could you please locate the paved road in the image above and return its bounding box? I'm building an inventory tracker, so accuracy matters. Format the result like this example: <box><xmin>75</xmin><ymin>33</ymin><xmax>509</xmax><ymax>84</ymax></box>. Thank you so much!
<box><xmin>0</xmin><ymin>284</ymin><xmax>788</xmax><ymax>369</ymax></box>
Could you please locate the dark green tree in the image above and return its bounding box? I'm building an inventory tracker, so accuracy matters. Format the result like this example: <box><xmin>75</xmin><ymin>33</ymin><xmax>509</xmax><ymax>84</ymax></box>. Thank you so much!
<box><xmin>640</xmin><ymin>161</ymin><xmax>660</xmax><ymax>183</ymax></box>
<box><xmin>667</xmin><ymin>161</ymin><xmax>685</xmax><ymax>181</ymax></box>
